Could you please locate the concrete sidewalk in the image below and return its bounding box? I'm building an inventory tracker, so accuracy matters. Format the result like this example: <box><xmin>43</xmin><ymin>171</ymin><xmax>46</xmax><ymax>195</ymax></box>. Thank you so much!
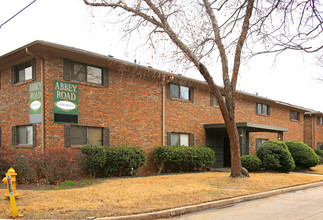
<box><xmin>97</xmin><ymin>180</ymin><xmax>323</xmax><ymax>220</ymax></box>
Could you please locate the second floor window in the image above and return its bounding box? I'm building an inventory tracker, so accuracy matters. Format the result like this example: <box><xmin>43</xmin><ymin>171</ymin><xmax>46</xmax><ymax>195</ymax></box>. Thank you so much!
<box><xmin>168</xmin><ymin>83</ymin><xmax>194</xmax><ymax>102</ymax></box>
<box><xmin>318</xmin><ymin>116</ymin><xmax>323</xmax><ymax>125</ymax></box>
<box><xmin>71</xmin><ymin>63</ymin><xmax>102</xmax><ymax>84</ymax></box>
<box><xmin>290</xmin><ymin>110</ymin><xmax>300</xmax><ymax>121</ymax></box>
<box><xmin>210</xmin><ymin>93</ymin><xmax>226</xmax><ymax>106</ymax></box>
<box><xmin>12</xmin><ymin>59</ymin><xmax>35</xmax><ymax>84</ymax></box>
<box><xmin>256</xmin><ymin>103</ymin><xmax>270</xmax><ymax>116</ymax></box>
<box><xmin>64</xmin><ymin>59</ymin><xmax>109</xmax><ymax>87</ymax></box>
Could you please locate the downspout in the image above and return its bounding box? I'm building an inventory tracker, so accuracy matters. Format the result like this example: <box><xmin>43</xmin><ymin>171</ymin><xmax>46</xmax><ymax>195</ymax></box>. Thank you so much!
<box><xmin>162</xmin><ymin>75</ymin><xmax>166</xmax><ymax>146</ymax></box>
<box><xmin>25</xmin><ymin>48</ymin><xmax>45</xmax><ymax>153</ymax></box>
<box><xmin>312</xmin><ymin>114</ymin><xmax>315</xmax><ymax>148</ymax></box>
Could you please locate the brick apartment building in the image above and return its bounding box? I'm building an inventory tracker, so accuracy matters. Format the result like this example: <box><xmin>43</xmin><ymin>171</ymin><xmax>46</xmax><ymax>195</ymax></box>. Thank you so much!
<box><xmin>0</xmin><ymin>41</ymin><xmax>322</xmax><ymax>174</ymax></box>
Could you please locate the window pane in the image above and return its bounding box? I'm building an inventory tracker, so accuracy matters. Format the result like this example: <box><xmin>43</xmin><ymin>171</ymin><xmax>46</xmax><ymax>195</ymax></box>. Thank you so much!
<box><xmin>72</xmin><ymin>63</ymin><xmax>86</xmax><ymax>81</ymax></box>
<box><xmin>170</xmin><ymin>84</ymin><xmax>179</xmax><ymax>98</ymax></box>
<box><xmin>180</xmin><ymin>134</ymin><xmax>189</xmax><ymax>146</ymax></box>
<box><xmin>180</xmin><ymin>86</ymin><xmax>189</xmax><ymax>100</ymax></box>
<box><xmin>17</xmin><ymin>126</ymin><xmax>33</xmax><ymax>145</ymax></box>
<box><xmin>87</xmin><ymin>66</ymin><xmax>102</xmax><ymax>84</ymax></box>
<box><xmin>17</xmin><ymin>126</ymin><xmax>26</xmax><ymax>144</ymax></box>
<box><xmin>262</xmin><ymin>104</ymin><xmax>267</xmax><ymax>115</ymax></box>
<box><xmin>257</xmin><ymin>104</ymin><xmax>261</xmax><ymax>114</ymax></box>
<box><xmin>71</xmin><ymin>126</ymin><xmax>87</xmax><ymax>145</ymax></box>
<box><xmin>88</xmin><ymin>127</ymin><xmax>102</xmax><ymax>145</ymax></box>
<box><xmin>25</xmin><ymin>66</ymin><xmax>32</xmax><ymax>81</ymax></box>
<box><xmin>170</xmin><ymin>133</ymin><xmax>180</xmax><ymax>145</ymax></box>
<box><xmin>26</xmin><ymin>126</ymin><xmax>33</xmax><ymax>145</ymax></box>
<box><xmin>18</xmin><ymin>69</ymin><xmax>25</xmax><ymax>83</ymax></box>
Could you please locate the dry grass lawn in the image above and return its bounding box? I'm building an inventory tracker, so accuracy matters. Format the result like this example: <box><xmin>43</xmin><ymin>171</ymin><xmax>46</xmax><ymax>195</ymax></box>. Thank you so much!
<box><xmin>306</xmin><ymin>164</ymin><xmax>323</xmax><ymax>175</ymax></box>
<box><xmin>1</xmin><ymin>171</ymin><xmax>323</xmax><ymax>219</ymax></box>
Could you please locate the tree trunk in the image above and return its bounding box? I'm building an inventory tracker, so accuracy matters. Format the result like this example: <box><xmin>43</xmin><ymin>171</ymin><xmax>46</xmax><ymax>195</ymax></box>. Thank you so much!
<box><xmin>225</xmin><ymin>117</ymin><xmax>248</xmax><ymax>177</ymax></box>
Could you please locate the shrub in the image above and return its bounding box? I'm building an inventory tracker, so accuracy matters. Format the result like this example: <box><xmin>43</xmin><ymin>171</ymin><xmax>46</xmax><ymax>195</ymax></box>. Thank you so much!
<box><xmin>29</xmin><ymin>147</ymin><xmax>83</xmax><ymax>184</ymax></box>
<box><xmin>0</xmin><ymin>146</ymin><xmax>33</xmax><ymax>183</ymax></box>
<box><xmin>0</xmin><ymin>146</ymin><xmax>82</xmax><ymax>184</ymax></box>
<box><xmin>285</xmin><ymin>141</ymin><xmax>320</xmax><ymax>169</ymax></box>
<box><xmin>241</xmin><ymin>155</ymin><xmax>261</xmax><ymax>172</ymax></box>
<box><xmin>152</xmin><ymin>145</ymin><xmax>215</xmax><ymax>173</ymax></box>
<box><xmin>103</xmin><ymin>145</ymin><xmax>146</xmax><ymax>177</ymax></box>
<box><xmin>314</xmin><ymin>149</ymin><xmax>323</xmax><ymax>164</ymax></box>
<box><xmin>257</xmin><ymin>140</ymin><xmax>295</xmax><ymax>173</ymax></box>
<box><xmin>81</xmin><ymin>145</ymin><xmax>107</xmax><ymax>178</ymax></box>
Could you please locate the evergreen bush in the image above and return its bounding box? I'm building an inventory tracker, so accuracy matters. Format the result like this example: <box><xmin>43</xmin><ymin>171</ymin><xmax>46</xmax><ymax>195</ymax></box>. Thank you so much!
<box><xmin>152</xmin><ymin>145</ymin><xmax>215</xmax><ymax>173</ymax></box>
<box><xmin>81</xmin><ymin>145</ymin><xmax>107</xmax><ymax>178</ymax></box>
<box><xmin>285</xmin><ymin>141</ymin><xmax>320</xmax><ymax>169</ymax></box>
<box><xmin>103</xmin><ymin>145</ymin><xmax>146</xmax><ymax>176</ymax></box>
<box><xmin>257</xmin><ymin>140</ymin><xmax>295</xmax><ymax>173</ymax></box>
<box><xmin>314</xmin><ymin>149</ymin><xmax>323</xmax><ymax>164</ymax></box>
<box><xmin>241</xmin><ymin>155</ymin><xmax>261</xmax><ymax>172</ymax></box>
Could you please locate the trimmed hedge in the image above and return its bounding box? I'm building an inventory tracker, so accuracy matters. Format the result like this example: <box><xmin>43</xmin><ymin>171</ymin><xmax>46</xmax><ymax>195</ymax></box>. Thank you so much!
<box><xmin>257</xmin><ymin>140</ymin><xmax>295</xmax><ymax>173</ymax></box>
<box><xmin>152</xmin><ymin>145</ymin><xmax>215</xmax><ymax>173</ymax></box>
<box><xmin>285</xmin><ymin>141</ymin><xmax>320</xmax><ymax>169</ymax></box>
<box><xmin>81</xmin><ymin>145</ymin><xmax>107</xmax><ymax>178</ymax></box>
<box><xmin>314</xmin><ymin>149</ymin><xmax>323</xmax><ymax>164</ymax></box>
<box><xmin>103</xmin><ymin>145</ymin><xmax>146</xmax><ymax>176</ymax></box>
<box><xmin>241</xmin><ymin>155</ymin><xmax>261</xmax><ymax>172</ymax></box>
<box><xmin>82</xmin><ymin>145</ymin><xmax>146</xmax><ymax>177</ymax></box>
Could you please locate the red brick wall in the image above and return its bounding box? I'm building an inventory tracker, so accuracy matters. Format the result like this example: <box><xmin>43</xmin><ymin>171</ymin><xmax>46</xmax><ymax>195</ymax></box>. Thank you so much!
<box><xmin>0</xmin><ymin>57</ymin><xmax>43</xmax><ymax>148</ymax></box>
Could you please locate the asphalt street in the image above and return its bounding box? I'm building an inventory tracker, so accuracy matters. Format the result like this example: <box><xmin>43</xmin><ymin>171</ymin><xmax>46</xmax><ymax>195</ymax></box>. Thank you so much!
<box><xmin>170</xmin><ymin>185</ymin><xmax>323</xmax><ymax>220</ymax></box>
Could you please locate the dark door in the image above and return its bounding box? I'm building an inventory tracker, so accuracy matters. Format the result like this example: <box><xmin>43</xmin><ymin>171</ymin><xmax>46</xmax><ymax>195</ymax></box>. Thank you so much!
<box><xmin>223</xmin><ymin>136</ymin><xmax>231</xmax><ymax>167</ymax></box>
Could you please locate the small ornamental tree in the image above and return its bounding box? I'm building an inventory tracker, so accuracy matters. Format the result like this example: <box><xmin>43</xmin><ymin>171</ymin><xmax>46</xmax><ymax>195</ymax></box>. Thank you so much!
<box><xmin>257</xmin><ymin>140</ymin><xmax>295</xmax><ymax>173</ymax></box>
<box><xmin>285</xmin><ymin>141</ymin><xmax>320</xmax><ymax>169</ymax></box>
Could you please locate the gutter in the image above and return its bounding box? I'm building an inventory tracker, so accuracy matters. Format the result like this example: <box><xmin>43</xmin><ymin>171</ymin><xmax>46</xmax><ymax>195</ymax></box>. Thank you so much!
<box><xmin>25</xmin><ymin>48</ymin><xmax>45</xmax><ymax>153</ymax></box>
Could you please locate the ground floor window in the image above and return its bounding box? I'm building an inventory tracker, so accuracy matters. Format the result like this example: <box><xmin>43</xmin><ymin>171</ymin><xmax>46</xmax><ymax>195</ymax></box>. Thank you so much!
<box><xmin>318</xmin><ymin>143</ymin><xmax>323</xmax><ymax>150</ymax></box>
<box><xmin>256</xmin><ymin>138</ymin><xmax>268</xmax><ymax>150</ymax></box>
<box><xmin>70</xmin><ymin>126</ymin><xmax>103</xmax><ymax>146</ymax></box>
<box><xmin>168</xmin><ymin>132</ymin><xmax>194</xmax><ymax>147</ymax></box>
<box><xmin>13</xmin><ymin>125</ymin><xmax>36</xmax><ymax>146</ymax></box>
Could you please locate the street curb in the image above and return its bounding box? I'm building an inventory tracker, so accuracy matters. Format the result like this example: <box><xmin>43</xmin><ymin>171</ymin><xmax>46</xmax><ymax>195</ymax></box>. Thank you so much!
<box><xmin>97</xmin><ymin>181</ymin><xmax>323</xmax><ymax>220</ymax></box>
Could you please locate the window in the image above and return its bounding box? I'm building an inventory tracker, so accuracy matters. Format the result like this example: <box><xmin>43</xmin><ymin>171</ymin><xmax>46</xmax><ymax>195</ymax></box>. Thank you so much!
<box><xmin>168</xmin><ymin>83</ymin><xmax>194</xmax><ymax>102</ymax></box>
<box><xmin>290</xmin><ymin>110</ymin><xmax>300</xmax><ymax>121</ymax></box>
<box><xmin>64</xmin><ymin>59</ymin><xmax>109</xmax><ymax>87</ymax></box>
<box><xmin>256</xmin><ymin>138</ymin><xmax>268</xmax><ymax>150</ymax></box>
<box><xmin>210</xmin><ymin>93</ymin><xmax>225</xmax><ymax>106</ymax></box>
<box><xmin>13</xmin><ymin>125</ymin><xmax>36</xmax><ymax>146</ymax></box>
<box><xmin>71</xmin><ymin>63</ymin><xmax>102</xmax><ymax>84</ymax></box>
<box><xmin>318</xmin><ymin>116</ymin><xmax>323</xmax><ymax>125</ymax></box>
<box><xmin>256</xmin><ymin>103</ymin><xmax>270</xmax><ymax>116</ymax></box>
<box><xmin>11</xmin><ymin>59</ymin><xmax>35</xmax><ymax>84</ymax></box>
<box><xmin>168</xmin><ymin>132</ymin><xmax>194</xmax><ymax>146</ymax></box>
<box><xmin>70</xmin><ymin>126</ymin><xmax>103</xmax><ymax>146</ymax></box>
<box><xmin>318</xmin><ymin>143</ymin><xmax>323</xmax><ymax>150</ymax></box>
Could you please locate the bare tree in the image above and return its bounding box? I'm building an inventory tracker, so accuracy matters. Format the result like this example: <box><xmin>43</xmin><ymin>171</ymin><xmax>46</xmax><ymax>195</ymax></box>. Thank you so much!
<box><xmin>83</xmin><ymin>0</ymin><xmax>323</xmax><ymax>178</ymax></box>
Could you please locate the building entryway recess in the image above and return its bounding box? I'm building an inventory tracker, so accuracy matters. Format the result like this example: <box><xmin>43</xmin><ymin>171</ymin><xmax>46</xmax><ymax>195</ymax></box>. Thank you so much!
<box><xmin>204</xmin><ymin>122</ymin><xmax>289</xmax><ymax>168</ymax></box>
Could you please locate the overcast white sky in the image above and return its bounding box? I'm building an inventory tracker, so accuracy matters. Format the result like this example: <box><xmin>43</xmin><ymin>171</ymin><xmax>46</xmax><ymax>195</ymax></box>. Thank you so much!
<box><xmin>0</xmin><ymin>0</ymin><xmax>322</xmax><ymax>111</ymax></box>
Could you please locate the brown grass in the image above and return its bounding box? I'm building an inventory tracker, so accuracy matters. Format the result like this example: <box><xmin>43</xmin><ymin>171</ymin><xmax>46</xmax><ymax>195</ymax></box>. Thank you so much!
<box><xmin>1</xmin><ymin>171</ymin><xmax>323</xmax><ymax>219</ymax></box>
<box><xmin>306</xmin><ymin>164</ymin><xmax>323</xmax><ymax>175</ymax></box>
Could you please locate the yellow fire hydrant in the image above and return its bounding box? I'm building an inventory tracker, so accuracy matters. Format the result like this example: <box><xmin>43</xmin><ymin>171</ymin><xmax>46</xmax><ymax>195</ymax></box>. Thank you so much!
<box><xmin>2</xmin><ymin>167</ymin><xmax>18</xmax><ymax>198</ymax></box>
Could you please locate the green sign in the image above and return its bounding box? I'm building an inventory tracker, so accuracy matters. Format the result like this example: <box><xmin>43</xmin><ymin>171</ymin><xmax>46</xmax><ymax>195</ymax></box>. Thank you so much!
<box><xmin>53</xmin><ymin>80</ymin><xmax>79</xmax><ymax>115</ymax></box>
<box><xmin>29</xmin><ymin>81</ymin><xmax>41</xmax><ymax>123</ymax></box>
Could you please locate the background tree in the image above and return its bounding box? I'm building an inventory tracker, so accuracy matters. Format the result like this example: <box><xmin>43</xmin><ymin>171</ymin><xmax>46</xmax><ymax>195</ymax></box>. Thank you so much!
<box><xmin>83</xmin><ymin>0</ymin><xmax>323</xmax><ymax>177</ymax></box>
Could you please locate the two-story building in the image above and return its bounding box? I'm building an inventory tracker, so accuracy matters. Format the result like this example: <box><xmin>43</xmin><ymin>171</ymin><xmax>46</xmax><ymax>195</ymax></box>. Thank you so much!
<box><xmin>0</xmin><ymin>41</ymin><xmax>322</xmax><ymax>174</ymax></box>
